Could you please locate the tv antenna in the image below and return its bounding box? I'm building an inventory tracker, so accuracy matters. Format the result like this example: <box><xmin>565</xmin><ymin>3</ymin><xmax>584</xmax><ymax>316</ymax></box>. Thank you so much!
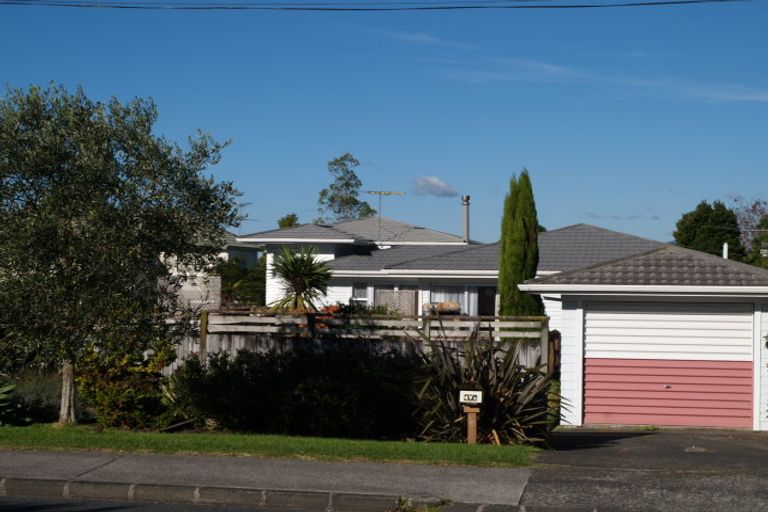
<box><xmin>366</xmin><ymin>190</ymin><xmax>406</xmax><ymax>243</ymax></box>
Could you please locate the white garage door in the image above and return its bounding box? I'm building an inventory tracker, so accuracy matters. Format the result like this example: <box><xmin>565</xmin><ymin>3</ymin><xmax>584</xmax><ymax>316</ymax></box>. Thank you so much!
<box><xmin>584</xmin><ymin>302</ymin><xmax>754</xmax><ymax>428</ymax></box>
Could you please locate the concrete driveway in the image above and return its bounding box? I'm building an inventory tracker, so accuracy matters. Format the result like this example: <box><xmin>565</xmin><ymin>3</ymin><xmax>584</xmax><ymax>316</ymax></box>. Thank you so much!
<box><xmin>521</xmin><ymin>428</ymin><xmax>768</xmax><ymax>512</ymax></box>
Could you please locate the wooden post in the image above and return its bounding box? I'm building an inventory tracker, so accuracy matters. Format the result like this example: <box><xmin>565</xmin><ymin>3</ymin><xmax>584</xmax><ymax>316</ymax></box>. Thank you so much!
<box><xmin>540</xmin><ymin>317</ymin><xmax>550</xmax><ymax>373</ymax></box>
<box><xmin>464</xmin><ymin>405</ymin><xmax>480</xmax><ymax>444</ymax></box>
<box><xmin>422</xmin><ymin>315</ymin><xmax>431</xmax><ymax>341</ymax></box>
<box><xmin>199</xmin><ymin>310</ymin><xmax>209</xmax><ymax>361</ymax></box>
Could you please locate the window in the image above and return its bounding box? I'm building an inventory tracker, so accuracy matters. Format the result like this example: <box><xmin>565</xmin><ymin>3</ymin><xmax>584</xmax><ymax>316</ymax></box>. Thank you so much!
<box><xmin>431</xmin><ymin>285</ymin><xmax>465</xmax><ymax>312</ymax></box>
<box><xmin>352</xmin><ymin>282</ymin><xmax>368</xmax><ymax>301</ymax></box>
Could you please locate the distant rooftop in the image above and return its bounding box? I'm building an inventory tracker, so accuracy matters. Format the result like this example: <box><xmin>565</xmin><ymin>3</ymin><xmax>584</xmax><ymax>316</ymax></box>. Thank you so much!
<box><xmin>238</xmin><ymin>216</ymin><xmax>468</xmax><ymax>245</ymax></box>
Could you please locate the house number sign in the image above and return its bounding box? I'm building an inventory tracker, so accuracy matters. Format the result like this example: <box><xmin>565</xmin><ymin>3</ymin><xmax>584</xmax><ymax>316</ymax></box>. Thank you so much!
<box><xmin>459</xmin><ymin>390</ymin><xmax>483</xmax><ymax>405</ymax></box>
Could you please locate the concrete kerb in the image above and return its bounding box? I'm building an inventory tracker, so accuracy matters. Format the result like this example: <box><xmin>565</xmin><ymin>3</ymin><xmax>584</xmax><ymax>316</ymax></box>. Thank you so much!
<box><xmin>0</xmin><ymin>476</ymin><xmax>446</xmax><ymax>512</ymax></box>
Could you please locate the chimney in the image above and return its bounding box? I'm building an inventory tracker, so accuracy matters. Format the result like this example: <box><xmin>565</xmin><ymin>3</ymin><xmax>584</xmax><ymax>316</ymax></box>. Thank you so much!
<box><xmin>461</xmin><ymin>195</ymin><xmax>470</xmax><ymax>244</ymax></box>
<box><xmin>722</xmin><ymin>242</ymin><xmax>729</xmax><ymax>259</ymax></box>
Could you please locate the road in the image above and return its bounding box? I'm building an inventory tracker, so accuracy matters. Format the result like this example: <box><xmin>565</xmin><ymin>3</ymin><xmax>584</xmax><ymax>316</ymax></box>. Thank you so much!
<box><xmin>0</xmin><ymin>496</ymin><xmax>312</xmax><ymax>512</ymax></box>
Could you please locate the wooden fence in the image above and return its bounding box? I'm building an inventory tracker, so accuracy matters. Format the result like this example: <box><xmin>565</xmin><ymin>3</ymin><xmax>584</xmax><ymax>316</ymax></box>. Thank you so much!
<box><xmin>169</xmin><ymin>313</ymin><xmax>551</xmax><ymax>371</ymax></box>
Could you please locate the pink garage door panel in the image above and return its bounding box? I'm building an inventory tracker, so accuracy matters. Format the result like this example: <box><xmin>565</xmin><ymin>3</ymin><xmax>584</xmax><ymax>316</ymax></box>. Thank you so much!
<box><xmin>584</xmin><ymin>358</ymin><xmax>753</xmax><ymax>428</ymax></box>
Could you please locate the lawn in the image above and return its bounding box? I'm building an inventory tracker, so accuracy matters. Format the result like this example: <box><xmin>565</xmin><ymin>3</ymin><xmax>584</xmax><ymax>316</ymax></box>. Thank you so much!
<box><xmin>0</xmin><ymin>424</ymin><xmax>536</xmax><ymax>467</ymax></box>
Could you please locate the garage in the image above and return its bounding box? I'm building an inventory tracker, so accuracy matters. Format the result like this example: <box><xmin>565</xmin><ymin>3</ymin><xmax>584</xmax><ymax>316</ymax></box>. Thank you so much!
<box><xmin>519</xmin><ymin>245</ymin><xmax>768</xmax><ymax>431</ymax></box>
<box><xmin>583</xmin><ymin>302</ymin><xmax>754</xmax><ymax>428</ymax></box>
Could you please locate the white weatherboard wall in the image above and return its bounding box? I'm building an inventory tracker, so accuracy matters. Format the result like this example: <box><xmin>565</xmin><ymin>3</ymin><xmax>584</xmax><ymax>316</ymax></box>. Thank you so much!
<box><xmin>584</xmin><ymin>302</ymin><xmax>754</xmax><ymax>361</ymax></box>
<box><xmin>559</xmin><ymin>299</ymin><xmax>584</xmax><ymax>426</ymax></box>
<box><xmin>760</xmin><ymin>303</ymin><xmax>768</xmax><ymax>431</ymax></box>
<box><xmin>542</xmin><ymin>294</ymin><xmax>562</xmax><ymax>333</ymax></box>
<box><xmin>324</xmin><ymin>284</ymin><xmax>353</xmax><ymax>307</ymax></box>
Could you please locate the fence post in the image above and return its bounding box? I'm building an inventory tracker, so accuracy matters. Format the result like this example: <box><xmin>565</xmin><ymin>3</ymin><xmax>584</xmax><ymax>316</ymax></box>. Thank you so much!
<box><xmin>540</xmin><ymin>317</ymin><xmax>549</xmax><ymax>373</ymax></box>
<box><xmin>199</xmin><ymin>310</ymin><xmax>209</xmax><ymax>361</ymax></box>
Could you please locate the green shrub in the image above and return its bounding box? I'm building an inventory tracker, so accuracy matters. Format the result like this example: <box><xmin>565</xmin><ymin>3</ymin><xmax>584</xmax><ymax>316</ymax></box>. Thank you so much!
<box><xmin>12</xmin><ymin>371</ymin><xmax>61</xmax><ymax>423</ymax></box>
<box><xmin>172</xmin><ymin>343</ymin><xmax>421</xmax><ymax>439</ymax></box>
<box><xmin>76</xmin><ymin>342</ymin><xmax>176</xmax><ymax>429</ymax></box>
<box><xmin>0</xmin><ymin>382</ymin><xmax>22</xmax><ymax>425</ymax></box>
<box><xmin>415</xmin><ymin>338</ymin><xmax>557</xmax><ymax>446</ymax></box>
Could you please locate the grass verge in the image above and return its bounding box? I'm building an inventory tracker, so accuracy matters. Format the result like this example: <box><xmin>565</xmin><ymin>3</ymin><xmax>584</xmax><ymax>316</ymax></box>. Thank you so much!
<box><xmin>0</xmin><ymin>424</ymin><xmax>536</xmax><ymax>467</ymax></box>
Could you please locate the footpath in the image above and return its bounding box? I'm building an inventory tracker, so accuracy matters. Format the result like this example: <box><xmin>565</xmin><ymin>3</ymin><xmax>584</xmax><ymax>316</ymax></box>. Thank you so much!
<box><xmin>0</xmin><ymin>449</ymin><xmax>557</xmax><ymax>512</ymax></box>
<box><xmin>4</xmin><ymin>430</ymin><xmax>768</xmax><ymax>512</ymax></box>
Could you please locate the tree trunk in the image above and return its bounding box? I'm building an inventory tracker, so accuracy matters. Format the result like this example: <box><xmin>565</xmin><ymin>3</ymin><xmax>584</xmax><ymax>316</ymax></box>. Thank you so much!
<box><xmin>58</xmin><ymin>360</ymin><xmax>76</xmax><ymax>425</ymax></box>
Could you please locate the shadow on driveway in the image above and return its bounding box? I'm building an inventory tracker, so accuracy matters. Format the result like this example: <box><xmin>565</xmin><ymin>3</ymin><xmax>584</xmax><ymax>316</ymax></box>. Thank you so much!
<box><xmin>522</xmin><ymin>428</ymin><xmax>768</xmax><ymax>512</ymax></box>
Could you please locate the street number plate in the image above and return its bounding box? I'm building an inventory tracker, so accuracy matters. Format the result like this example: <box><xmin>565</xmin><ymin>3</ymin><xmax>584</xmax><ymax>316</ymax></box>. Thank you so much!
<box><xmin>459</xmin><ymin>390</ymin><xmax>483</xmax><ymax>404</ymax></box>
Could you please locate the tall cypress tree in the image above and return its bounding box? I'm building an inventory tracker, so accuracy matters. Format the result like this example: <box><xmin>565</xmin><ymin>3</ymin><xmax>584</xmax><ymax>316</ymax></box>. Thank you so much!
<box><xmin>498</xmin><ymin>169</ymin><xmax>543</xmax><ymax>316</ymax></box>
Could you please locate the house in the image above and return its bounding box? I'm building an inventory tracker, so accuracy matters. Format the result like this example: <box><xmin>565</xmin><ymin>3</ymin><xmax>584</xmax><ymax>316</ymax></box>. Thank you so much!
<box><xmin>175</xmin><ymin>231</ymin><xmax>262</xmax><ymax>311</ymax></box>
<box><xmin>237</xmin><ymin>216</ymin><xmax>470</xmax><ymax>307</ymax></box>
<box><xmin>238</xmin><ymin>219</ymin><xmax>662</xmax><ymax>330</ymax></box>
<box><xmin>240</xmin><ymin>216</ymin><xmax>768</xmax><ymax>430</ymax></box>
<box><xmin>324</xmin><ymin>224</ymin><xmax>663</xmax><ymax>328</ymax></box>
<box><xmin>520</xmin><ymin>245</ymin><xmax>768</xmax><ymax>431</ymax></box>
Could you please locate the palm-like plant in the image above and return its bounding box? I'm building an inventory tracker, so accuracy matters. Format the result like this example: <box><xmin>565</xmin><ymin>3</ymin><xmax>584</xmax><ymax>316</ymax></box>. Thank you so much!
<box><xmin>271</xmin><ymin>246</ymin><xmax>332</xmax><ymax>313</ymax></box>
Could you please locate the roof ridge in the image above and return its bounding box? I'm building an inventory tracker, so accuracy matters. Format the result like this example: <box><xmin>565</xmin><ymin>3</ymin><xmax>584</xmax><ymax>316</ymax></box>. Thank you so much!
<box><xmin>667</xmin><ymin>244</ymin><xmax>768</xmax><ymax>276</ymax></box>
<box><xmin>239</xmin><ymin>222</ymin><xmax>344</xmax><ymax>238</ymax></box>
<box><xmin>540</xmin><ymin>223</ymin><xmax>664</xmax><ymax>245</ymax></box>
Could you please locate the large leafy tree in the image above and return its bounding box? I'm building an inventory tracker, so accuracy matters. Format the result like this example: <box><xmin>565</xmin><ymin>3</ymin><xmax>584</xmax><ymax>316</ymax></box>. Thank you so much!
<box><xmin>0</xmin><ymin>84</ymin><xmax>240</xmax><ymax>423</ymax></box>
<box><xmin>316</xmin><ymin>153</ymin><xmax>375</xmax><ymax>224</ymax></box>
<box><xmin>673</xmin><ymin>200</ymin><xmax>746</xmax><ymax>261</ymax></box>
<box><xmin>498</xmin><ymin>170</ymin><xmax>543</xmax><ymax>316</ymax></box>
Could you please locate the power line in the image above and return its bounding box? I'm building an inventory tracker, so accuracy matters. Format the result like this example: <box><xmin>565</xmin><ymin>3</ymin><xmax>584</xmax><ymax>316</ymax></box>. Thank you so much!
<box><xmin>0</xmin><ymin>0</ymin><xmax>747</xmax><ymax>12</ymax></box>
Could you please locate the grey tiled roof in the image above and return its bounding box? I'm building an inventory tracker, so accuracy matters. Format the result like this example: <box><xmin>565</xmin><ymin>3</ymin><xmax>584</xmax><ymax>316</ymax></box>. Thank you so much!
<box><xmin>328</xmin><ymin>224</ymin><xmax>666</xmax><ymax>273</ymax></box>
<box><xmin>528</xmin><ymin>245</ymin><xmax>768</xmax><ymax>287</ymax></box>
<box><xmin>326</xmin><ymin>246</ymin><xmax>467</xmax><ymax>271</ymax></box>
<box><xmin>332</xmin><ymin>217</ymin><xmax>466</xmax><ymax>244</ymax></box>
<box><xmin>238</xmin><ymin>223</ymin><xmax>355</xmax><ymax>241</ymax></box>
<box><xmin>391</xmin><ymin>243</ymin><xmax>501</xmax><ymax>271</ymax></box>
<box><xmin>538</xmin><ymin>224</ymin><xmax>663</xmax><ymax>271</ymax></box>
<box><xmin>239</xmin><ymin>217</ymin><xmax>465</xmax><ymax>244</ymax></box>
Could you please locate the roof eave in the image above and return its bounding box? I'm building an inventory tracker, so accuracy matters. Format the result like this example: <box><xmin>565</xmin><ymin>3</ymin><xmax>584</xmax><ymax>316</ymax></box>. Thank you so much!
<box><xmin>518</xmin><ymin>283</ymin><xmax>768</xmax><ymax>296</ymax></box>
<box><xmin>374</xmin><ymin>241</ymin><xmax>469</xmax><ymax>246</ymax></box>
<box><xmin>235</xmin><ymin>237</ymin><xmax>357</xmax><ymax>244</ymax></box>
<box><xmin>331</xmin><ymin>269</ymin><xmax>498</xmax><ymax>278</ymax></box>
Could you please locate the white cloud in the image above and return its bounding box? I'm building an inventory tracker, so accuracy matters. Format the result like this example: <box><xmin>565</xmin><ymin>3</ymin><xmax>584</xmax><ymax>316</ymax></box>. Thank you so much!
<box><xmin>438</xmin><ymin>57</ymin><xmax>768</xmax><ymax>103</ymax></box>
<box><xmin>414</xmin><ymin>176</ymin><xmax>459</xmax><ymax>197</ymax></box>
<box><xmin>376</xmin><ymin>30</ymin><xmax>477</xmax><ymax>50</ymax></box>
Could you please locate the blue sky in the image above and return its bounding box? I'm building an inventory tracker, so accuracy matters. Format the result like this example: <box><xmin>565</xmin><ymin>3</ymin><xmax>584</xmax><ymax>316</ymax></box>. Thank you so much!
<box><xmin>2</xmin><ymin>1</ymin><xmax>766</xmax><ymax>243</ymax></box>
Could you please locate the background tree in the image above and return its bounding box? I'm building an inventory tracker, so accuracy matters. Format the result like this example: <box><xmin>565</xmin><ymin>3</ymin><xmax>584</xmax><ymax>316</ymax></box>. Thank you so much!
<box><xmin>746</xmin><ymin>215</ymin><xmax>768</xmax><ymax>269</ymax></box>
<box><xmin>316</xmin><ymin>153</ymin><xmax>375</xmax><ymax>223</ymax></box>
<box><xmin>270</xmin><ymin>247</ymin><xmax>332</xmax><ymax>313</ymax></box>
<box><xmin>732</xmin><ymin>197</ymin><xmax>768</xmax><ymax>252</ymax></box>
<box><xmin>215</xmin><ymin>256</ymin><xmax>266</xmax><ymax>307</ymax></box>
<box><xmin>498</xmin><ymin>170</ymin><xmax>543</xmax><ymax>316</ymax></box>
<box><xmin>0</xmin><ymin>84</ymin><xmax>240</xmax><ymax>423</ymax></box>
<box><xmin>278</xmin><ymin>213</ymin><xmax>300</xmax><ymax>229</ymax></box>
<box><xmin>673</xmin><ymin>200</ymin><xmax>746</xmax><ymax>261</ymax></box>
